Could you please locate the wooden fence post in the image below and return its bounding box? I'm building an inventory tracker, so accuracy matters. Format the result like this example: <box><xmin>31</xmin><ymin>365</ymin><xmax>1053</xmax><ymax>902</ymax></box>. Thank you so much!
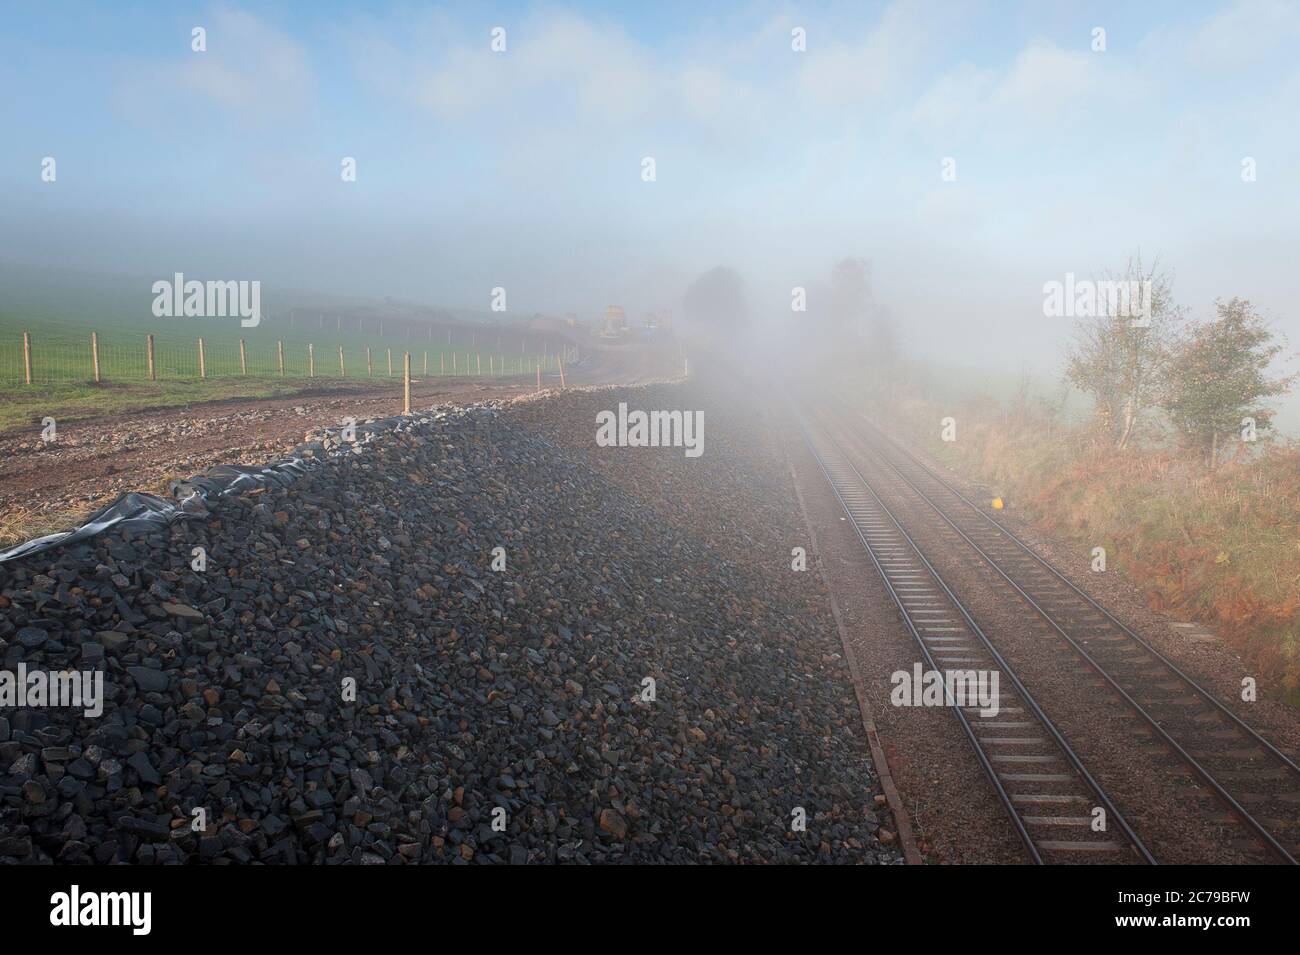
<box><xmin>91</xmin><ymin>331</ymin><xmax>101</xmax><ymax>383</ymax></box>
<box><xmin>476</xmin><ymin>353</ymin><xmax>481</xmax><ymax>375</ymax></box>
<box><xmin>23</xmin><ymin>332</ymin><xmax>32</xmax><ymax>385</ymax></box>
<box><xmin>239</xmin><ymin>338</ymin><xmax>247</xmax><ymax>376</ymax></box>
<box><xmin>367</xmin><ymin>347</ymin><xmax>373</xmax><ymax>377</ymax></box>
<box><xmin>198</xmin><ymin>337</ymin><xmax>206</xmax><ymax>379</ymax></box>
<box><xmin>339</xmin><ymin>345</ymin><xmax>346</xmax><ymax>377</ymax></box>
<box><xmin>422</xmin><ymin>351</ymin><xmax>427</xmax><ymax>376</ymax></box>
<box><xmin>403</xmin><ymin>352</ymin><xmax>411</xmax><ymax>415</ymax></box>
<box><xmin>558</xmin><ymin>357</ymin><xmax>565</xmax><ymax>390</ymax></box>
<box><xmin>147</xmin><ymin>334</ymin><xmax>155</xmax><ymax>381</ymax></box>
<box><xmin>536</xmin><ymin>364</ymin><xmax>541</xmax><ymax>392</ymax></box>
<box><xmin>308</xmin><ymin>343</ymin><xmax>315</xmax><ymax>378</ymax></box>
<box><xmin>277</xmin><ymin>340</ymin><xmax>284</xmax><ymax>376</ymax></box>
<box><xmin>387</xmin><ymin>348</ymin><xmax>393</xmax><ymax>377</ymax></box>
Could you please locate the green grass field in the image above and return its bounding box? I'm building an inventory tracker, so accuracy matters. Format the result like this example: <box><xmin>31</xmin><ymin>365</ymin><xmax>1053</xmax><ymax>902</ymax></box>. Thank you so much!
<box><xmin>0</xmin><ymin>311</ymin><xmax>549</xmax><ymax>385</ymax></box>
<box><xmin>0</xmin><ymin>264</ymin><xmax>558</xmax><ymax>387</ymax></box>
<box><xmin>0</xmin><ymin>314</ymin><xmax>551</xmax><ymax>434</ymax></box>
<box><xmin>0</xmin><ymin>266</ymin><xmax>563</xmax><ymax>433</ymax></box>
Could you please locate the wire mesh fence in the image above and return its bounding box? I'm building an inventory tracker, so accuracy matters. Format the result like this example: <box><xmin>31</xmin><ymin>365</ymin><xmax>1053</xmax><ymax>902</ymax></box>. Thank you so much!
<box><xmin>0</xmin><ymin>329</ymin><xmax>565</xmax><ymax>387</ymax></box>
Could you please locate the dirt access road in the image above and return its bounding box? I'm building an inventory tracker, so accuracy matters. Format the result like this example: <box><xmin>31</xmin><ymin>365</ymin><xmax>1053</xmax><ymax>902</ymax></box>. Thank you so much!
<box><xmin>0</xmin><ymin>341</ymin><xmax>673</xmax><ymax>546</ymax></box>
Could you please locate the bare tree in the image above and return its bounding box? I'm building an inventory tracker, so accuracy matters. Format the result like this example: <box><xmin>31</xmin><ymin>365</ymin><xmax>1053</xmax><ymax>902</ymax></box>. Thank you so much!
<box><xmin>1063</xmin><ymin>255</ymin><xmax>1182</xmax><ymax>450</ymax></box>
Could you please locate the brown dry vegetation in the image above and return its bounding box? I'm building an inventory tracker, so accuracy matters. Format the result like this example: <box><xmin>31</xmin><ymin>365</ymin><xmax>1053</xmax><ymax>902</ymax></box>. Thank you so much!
<box><xmin>884</xmin><ymin>387</ymin><xmax>1300</xmax><ymax>700</ymax></box>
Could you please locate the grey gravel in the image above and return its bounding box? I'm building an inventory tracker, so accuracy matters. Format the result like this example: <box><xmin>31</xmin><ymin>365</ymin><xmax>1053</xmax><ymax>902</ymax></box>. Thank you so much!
<box><xmin>0</xmin><ymin>390</ymin><xmax>894</xmax><ymax>864</ymax></box>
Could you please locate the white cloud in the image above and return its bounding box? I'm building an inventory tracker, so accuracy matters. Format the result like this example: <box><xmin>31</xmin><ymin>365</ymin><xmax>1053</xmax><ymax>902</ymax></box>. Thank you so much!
<box><xmin>348</xmin><ymin>10</ymin><xmax>660</xmax><ymax>125</ymax></box>
<box><xmin>990</xmin><ymin>41</ymin><xmax>1103</xmax><ymax>117</ymax></box>
<box><xmin>678</xmin><ymin>64</ymin><xmax>759</xmax><ymax>125</ymax></box>
<box><xmin>908</xmin><ymin>36</ymin><xmax>1151</xmax><ymax>154</ymax></box>
<box><xmin>910</xmin><ymin>62</ymin><xmax>996</xmax><ymax>134</ymax></box>
<box><xmin>184</xmin><ymin>7</ymin><xmax>312</xmax><ymax>112</ymax></box>
<box><xmin>113</xmin><ymin>5</ymin><xmax>313</xmax><ymax>125</ymax></box>
<box><xmin>413</xmin><ymin>47</ymin><xmax>505</xmax><ymax>118</ymax></box>
<box><xmin>1186</xmin><ymin>0</ymin><xmax>1300</xmax><ymax>70</ymax></box>
<box><xmin>797</xmin><ymin>0</ymin><xmax>940</xmax><ymax>107</ymax></box>
<box><xmin>521</xmin><ymin>13</ymin><xmax>658</xmax><ymax>121</ymax></box>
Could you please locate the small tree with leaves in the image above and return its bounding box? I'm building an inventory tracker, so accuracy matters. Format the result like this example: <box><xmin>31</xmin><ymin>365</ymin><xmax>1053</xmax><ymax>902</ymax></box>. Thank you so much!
<box><xmin>1063</xmin><ymin>256</ymin><xmax>1181</xmax><ymax>450</ymax></box>
<box><xmin>1160</xmin><ymin>298</ymin><xmax>1295</xmax><ymax>468</ymax></box>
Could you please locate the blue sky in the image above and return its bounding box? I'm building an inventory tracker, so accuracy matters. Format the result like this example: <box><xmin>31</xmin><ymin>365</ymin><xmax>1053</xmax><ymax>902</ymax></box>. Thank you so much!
<box><xmin>2</xmin><ymin>0</ymin><xmax>1299</xmax><ymax>386</ymax></box>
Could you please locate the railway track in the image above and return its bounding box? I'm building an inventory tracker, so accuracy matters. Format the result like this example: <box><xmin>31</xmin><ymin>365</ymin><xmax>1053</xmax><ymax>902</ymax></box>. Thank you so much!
<box><xmin>807</xmin><ymin>401</ymin><xmax>1300</xmax><ymax>864</ymax></box>
<box><xmin>797</xmin><ymin>411</ymin><xmax>1153</xmax><ymax>864</ymax></box>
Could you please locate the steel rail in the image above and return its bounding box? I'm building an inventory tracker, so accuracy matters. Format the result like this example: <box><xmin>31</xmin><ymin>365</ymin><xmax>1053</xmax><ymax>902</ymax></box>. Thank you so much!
<box><xmin>843</xmin><ymin>408</ymin><xmax>1298</xmax><ymax>864</ymax></box>
<box><xmin>797</xmin><ymin>411</ymin><xmax>1154</xmax><ymax>864</ymax></box>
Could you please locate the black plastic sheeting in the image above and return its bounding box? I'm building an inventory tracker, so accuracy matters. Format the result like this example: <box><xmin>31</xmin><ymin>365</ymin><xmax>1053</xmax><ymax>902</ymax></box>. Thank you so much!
<box><xmin>0</xmin><ymin>413</ymin><xmax>422</xmax><ymax>565</ymax></box>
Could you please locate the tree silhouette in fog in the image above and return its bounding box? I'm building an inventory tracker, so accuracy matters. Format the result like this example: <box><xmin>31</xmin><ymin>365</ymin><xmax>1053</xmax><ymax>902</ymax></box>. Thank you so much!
<box><xmin>831</xmin><ymin>257</ymin><xmax>896</xmax><ymax>363</ymax></box>
<box><xmin>682</xmin><ymin>266</ymin><xmax>748</xmax><ymax>334</ymax></box>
